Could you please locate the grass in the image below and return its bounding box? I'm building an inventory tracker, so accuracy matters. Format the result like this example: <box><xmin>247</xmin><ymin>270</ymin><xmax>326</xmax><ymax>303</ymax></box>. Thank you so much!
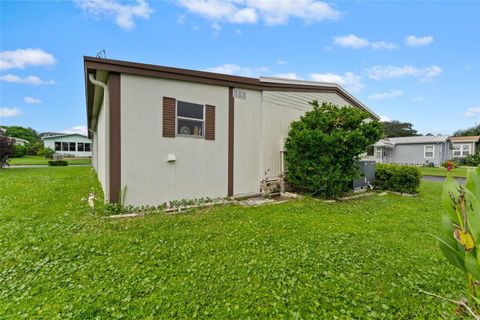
<box><xmin>0</xmin><ymin>167</ymin><xmax>464</xmax><ymax>319</ymax></box>
<box><xmin>419</xmin><ymin>166</ymin><xmax>468</xmax><ymax>178</ymax></box>
<box><xmin>8</xmin><ymin>155</ymin><xmax>92</xmax><ymax>166</ymax></box>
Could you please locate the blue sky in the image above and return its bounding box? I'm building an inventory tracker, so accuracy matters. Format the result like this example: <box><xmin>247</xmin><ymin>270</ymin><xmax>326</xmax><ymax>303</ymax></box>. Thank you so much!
<box><xmin>1</xmin><ymin>0</ymin><xmax>479</xmax><ymax>135</ymax></box>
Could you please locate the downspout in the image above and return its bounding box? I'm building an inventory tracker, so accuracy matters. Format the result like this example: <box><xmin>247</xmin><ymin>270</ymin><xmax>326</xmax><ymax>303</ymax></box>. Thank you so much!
<box><xmin>88</xmin><ymin>73</ymin><xmax>109</xmax><ymax>200</ymax></box>
<box><xmin>88</xmin><ymin>73</ymin><xmax>108</xmax><ymax>110</ymax></box>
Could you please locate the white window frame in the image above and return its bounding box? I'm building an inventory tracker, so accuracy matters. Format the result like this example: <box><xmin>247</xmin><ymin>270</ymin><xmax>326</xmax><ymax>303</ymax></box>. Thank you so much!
<box><xmin>453</xmin><ymin>145</ymin><xmax>461</xmax><ymax>157</ymax></box>
<box><xmin>462</xmin><ymin>144</ymin><xmax>471</xmax><ymax>157</ymax></box>
<box><xmin>424</xmin><ymin>145</ymin><xmax>435</xmax><ymax>159</ymax></box>
<box><xmin>175</xmin><ymin>100</ymin><xmax>205</xmax><ymax>139</ymax></box>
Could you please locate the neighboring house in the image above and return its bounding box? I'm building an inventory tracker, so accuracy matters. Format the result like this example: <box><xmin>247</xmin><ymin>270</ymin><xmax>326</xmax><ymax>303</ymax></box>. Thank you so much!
<box><xmin>42</xmin><ymin>133</ymin><xmax>92</xmax><ymax>157</ymax></box>
<box><xmin>84</xmin><ymin>57</ymin><xmax>379</xmax><ymax>205</ymax></box>
<box><xmin>451</xmin><ymin>136</ymin><xmax>480</xmax><ymax>158</ymax></box>
<box><xmin>373</xmin><ymin>135</ymin><xmax>453</xmax><ymax>166</ymax></box>
<box><xmin>10</xmin><ymin>137</ymin><xmax>29</xmax><ymax>146</ymax></box>
<box><xmin>0</xmin><ymin>127</ymin><xmax>6</xmax><ymax>135</ymax></box>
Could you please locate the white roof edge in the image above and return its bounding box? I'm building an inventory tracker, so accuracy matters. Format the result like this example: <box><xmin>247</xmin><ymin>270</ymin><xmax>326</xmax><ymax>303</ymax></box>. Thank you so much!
<box><xmin>259</xmin><ymin>76</ymin><xmax>380</xmax><ymax>120</ymax></box>
<box><xmin>42</xmin><ymin>133</ymin><xmax>89</xmax><ymax>140</ymax></box>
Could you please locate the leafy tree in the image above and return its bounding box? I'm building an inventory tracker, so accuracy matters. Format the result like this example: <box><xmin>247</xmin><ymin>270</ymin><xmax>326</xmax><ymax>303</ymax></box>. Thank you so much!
<box><xmin>382</xmin><ymin>120</ymin><xmax>418</xmax><ymax>137</ymax></box>
<box><xmin>4</xmin><ymin>126</ymin><xmax>40</xmax><ymax>144</ymax></box>
<box><xmin>0</xmin><ymin>135</ymin><xmax>14</xmax><ymax>168</ymax></box>
<box><xmin>285</xmin><ymin>101</ymin><xmax>383</xmax><ymax>198</ymax></box>
<box><xmin>454</xmin><ymin>124</ymin><xmax>480</xmax><ymax>137</ymax></box>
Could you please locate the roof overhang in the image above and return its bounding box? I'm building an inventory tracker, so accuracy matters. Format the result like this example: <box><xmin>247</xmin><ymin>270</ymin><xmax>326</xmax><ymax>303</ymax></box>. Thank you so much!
<box><xmin>84</xmin><ymin>56</ymin><xmax>380</xmax><ymax>137</ymax></box>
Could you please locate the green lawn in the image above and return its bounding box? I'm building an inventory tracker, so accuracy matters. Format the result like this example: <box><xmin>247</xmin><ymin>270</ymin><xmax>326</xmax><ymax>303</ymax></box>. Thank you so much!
<box><xmin>419</xmin><ymin>166</ymin><xmax>468</xmax><ymax>178</ymax></box>
<box><xmin>8</xmin><ymin>155</ymin><xmax>92</xmax><ymax>166</ymax></box>
<box><xmin>0</xmin><ymin>167</ymin><xmax>464</xmax><ymax>319</ymax></box>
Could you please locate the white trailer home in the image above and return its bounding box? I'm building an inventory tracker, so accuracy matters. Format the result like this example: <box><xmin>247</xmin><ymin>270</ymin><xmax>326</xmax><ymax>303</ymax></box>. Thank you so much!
<box><xmin>84</xmin><ymin>57</ymin><xmax>379</xmax><ymax>205</ymax></box>
<box><xmin>42</xmin><ymin>133</ymin><xmax>92</xmax><ymax>157</ymax></box>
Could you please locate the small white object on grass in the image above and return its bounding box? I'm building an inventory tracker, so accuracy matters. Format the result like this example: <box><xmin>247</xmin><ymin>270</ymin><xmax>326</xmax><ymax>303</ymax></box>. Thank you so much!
<box><xmin>88</xmin><ymin>193</ymin><xmax>95</xmax><ymax>208</ymax></box>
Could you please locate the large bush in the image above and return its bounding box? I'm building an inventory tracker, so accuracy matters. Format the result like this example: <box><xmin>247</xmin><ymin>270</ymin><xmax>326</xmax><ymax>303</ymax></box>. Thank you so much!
<box><xmin>284</xmin><ymin>101</ymin><xmax>382</xmax><ymax>198</ymax></box>
<box><xmin>38</xmin><ymin>147</ymin><xmax>55</xmax><ymax>159</ymax></box>
<box><xmin>375</xmin><ymin>164</ymin><xmax>421</xmax><ymax>194</ymax></box>
<box><xmin>0</xmin><ymin>135</ymin><xmax>14</xmax><ymax>168</ymax></box>
<box><xmin>11</xmin><ymin>145</ymin><xmax>26</xmax><ymax>158</ymax></box>
<box><xmin>465</xmin><ymin>153</ymin><xmax>480</xmax><ymax>166</ymax></box>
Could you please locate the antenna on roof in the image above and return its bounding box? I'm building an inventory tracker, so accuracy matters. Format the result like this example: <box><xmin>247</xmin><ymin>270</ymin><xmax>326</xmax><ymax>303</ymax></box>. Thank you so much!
<box><xmin>96</xmin><ymin>49</ymin><xmax>106</xmax><ymax>59</ymax></box>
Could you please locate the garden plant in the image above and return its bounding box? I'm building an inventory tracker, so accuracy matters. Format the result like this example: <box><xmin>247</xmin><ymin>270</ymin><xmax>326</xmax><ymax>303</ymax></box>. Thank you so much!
<box><xmin>438</xmin><ymin>166</ymin><xmax>480</xmax><ymax>317</ymax></box>
<box><xmin>284</xmin><ymin>101</ymin><xmax>382</xmax><ymax>198</ymax></box>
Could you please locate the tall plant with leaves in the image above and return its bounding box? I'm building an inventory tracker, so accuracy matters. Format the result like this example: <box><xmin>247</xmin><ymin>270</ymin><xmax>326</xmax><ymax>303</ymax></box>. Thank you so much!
<box><xmin>439</xmin><ymin>166</ymin><xmax>480</xmax><ymax>315</ymax></box>
<box><xmin>284</xmin><ymin>101</ymin><xmax>382</xmax><ymax>198</ymax></box>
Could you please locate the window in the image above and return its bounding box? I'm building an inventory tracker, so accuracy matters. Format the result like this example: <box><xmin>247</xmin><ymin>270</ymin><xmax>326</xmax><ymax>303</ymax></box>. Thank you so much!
<box><xmin>85</xmin><ymin>143</ymin><xmax>91</xmax><ymax>152</ymax></box>
<box><xmin>367</xmin><ymin>146</ymin><xmax>374</xmax><ymax>156</ymax></box>
<box><xmin>376</xmin><ymin>149</ymin><xmax>383</xmax><ymax>159</ymax></box>
<box><xmin>77</xmin><ymin>143</ymin><xmax>84</xmax><ymax>152</ymax></box>
<box><xmin>55</xmin><ymin>142</ymin><xmax>61</xmax><ymax>151</ymax></box>
<box><xmin>176</xmin><ymin>100</ymin><xmax>204</xmax><ymax>137</ymax></box>
<box><xmin>69</xmin><ymin>142</ymin><xmax>76</xmax><ymax>152</ymax></box>
<box><xmin>61</xmin><ymin>142</ymin><xmax>69</xmax><ymax>151</ymax></box>
<box><xmin>424</xmin><ymin>145</ymin><xmax>434</xmax><ymax>158</ymax></box>
<box><xmin>453</xmin><ymin>145</ymin><xmax>461</xmax><ymax>157</ymax></box>
<box><xmin>462</xmin><ymin>144</ymin><xmax>471</xmax><ymax>157</ymax></box>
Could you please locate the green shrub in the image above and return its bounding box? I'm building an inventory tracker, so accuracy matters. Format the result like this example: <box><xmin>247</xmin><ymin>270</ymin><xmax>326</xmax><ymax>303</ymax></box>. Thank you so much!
<box><xmin>38</xmin><ymin>147</ymin><xmax>55</xmax><ymax>159</ymax></box>
<box><xmin>284</xmin><ymin>101</ymin><xmax>382</xmax><ymax>198</ymax></box>
<box><xmin>11</xmin><ymin>145</ymin><xmax>26</xmax><ymax>158</ymax></box>
<box><xmin>465</xmin><ymin>153</ymin><xmax>480</xmax><ymax>166</ymax></box>
<box><xmin>375</xmin><ymin>164</ymin><xmax>421</xmax><ymax>194</ymax></box>
<box><xmin>48</xmin><ymin>160</ymin><xmax>68</xmax><ymax>166</ymax></box>
<box><xmin>26</xmin><ymin>141</ymin><xmax>43</xmax><ymax>155</ymax></box>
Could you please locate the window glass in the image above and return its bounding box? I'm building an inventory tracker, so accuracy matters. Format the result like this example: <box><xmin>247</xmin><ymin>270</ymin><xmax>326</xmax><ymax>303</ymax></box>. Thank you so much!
<box><xmin>85</xmin><ymin>143</ymin><xmax>91</xmax><ymax>152</ymax></box>
<box><xmin>62</xmin><ymin>142</ymin><xmax>69</xmax><ymax>151</ymax></box>
<box><xmin>367</xmin><ymin>146</ymin><xmax>374</xmax><ymax>156</ymax></box>
<box><xmin>69</xmin><ymin>142</ymin><xmax>76</xmax><ymax>151</ymax></box>
<box><xmin>55</xmin><ymin>142</ymin><xmax>61</xmax><ymax>151</ymax></box>
<box><xmin>424</xmin><ymin>145</ymin><xmax>434</xmax><ymax>158</ymax></box>
<box><xmin>463</xmin><ymin>144</ymin><xmax>470</xmax><ymax>156</ymax></box>
<box><xmin>453</xmin><ymin>145</ymin><xmax>461</xmax><ymax>156</ymax></box>
<box><xmin>78</xmin><ymin>143</ymin><xmax>84</xmax><ymax>152</ymax></box>
<box><xmin>177</xmin><ymin>119</ymin><xmax>203</xmax><ymax>136</ymax></box>
<box><xmin>177</xmin><ymin>101</ymin><xmax>203</xmax><ymax>119</ymax></box>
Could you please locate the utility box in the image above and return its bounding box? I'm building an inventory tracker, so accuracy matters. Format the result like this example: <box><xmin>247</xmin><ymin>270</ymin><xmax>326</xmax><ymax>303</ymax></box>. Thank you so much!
<box><xmin>352</xmin><ymin>160</ymin><xmax>376</xmax><ymax>190</ymax></box>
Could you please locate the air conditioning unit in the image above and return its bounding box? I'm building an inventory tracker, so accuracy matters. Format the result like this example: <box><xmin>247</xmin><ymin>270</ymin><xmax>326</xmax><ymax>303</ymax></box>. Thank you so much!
<box><xmin>352</xmin><ymin>160</ymin><xmax>376</xmax><ymax>190</ymax></box>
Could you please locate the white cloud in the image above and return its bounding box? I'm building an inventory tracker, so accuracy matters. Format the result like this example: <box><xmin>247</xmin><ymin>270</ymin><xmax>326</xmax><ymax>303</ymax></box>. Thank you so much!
<box><xmin>24</xmin><ymin>97</ymin><xmax>42</xmax><ymax>104</ymax></box>
<box><xmin>75</xmin><ymin>0</ymin><xmax>153</xmax><ymax>30</ymax></box>
<box><xmin>0</xmin><ymin>48</ymin><xmax>56</xmax><ymax>70</ymax></box>
<box><xmin>366</xmin><ymin>65</ymin><xmax>442</xmax><ymax>81</ymax></box>
<box><xmin>368</xmin><ymin>90</ymin><xmax>403</xmax><ymax>101</ymax></box>
<box><xmin>405</xmin><ymin>35</ymin><xmax>434</xmax><ymax>47</ymax></box>
<box><xmin>273</xmin><ymin>72</ymin><xmax>300</xmax><ymax>80</ymax></box>
<box><xmin>371</xmin><ymin>41</ymin><xmax>397</xmax><ymax>50</ymax></box>
<box><xmin>0</xmin><ymin>74</ymin><xmax>54</xmax><ymax>85</ymax></box>
<box><xmin>333</xmin><ymin>34</ymin><xmax>368</xmax><ymax>49</ymax></box>
<box><xmin>463</xmin><ymin>107</ymin><xmax>480</xmax><ymax>118</ymax></box>
<box><xmin>64</xmin><ymin>125</ymin><xmax>88</xmax><ymax>136</ymax></box>
<box><xmin>310</xmin><ymin>72</ymin><xmax>363</xmax><ymax>92</ymax></box>
<box><xmin>379</xmin><ymin>115</ymin><xmax>391</xmax><ymax>122</ymax></box>
<box><xmin>0</xmin><ymin>107</ymin><xmax>23</xmax><ymax>117</ymax></box>
<box><xmin>276</xmin><ymin>60</ymin><xmax>287</xmax><ymax>65</ymax></box>
<box><xmin>204</xmin><ymin>63</ymin><xmax>268</xmax><ymax>77</ymax></box>
<box><xmin>177</xmin><ymin>0</ymin><xmax>340</xmax><ymax>26</ymax></box>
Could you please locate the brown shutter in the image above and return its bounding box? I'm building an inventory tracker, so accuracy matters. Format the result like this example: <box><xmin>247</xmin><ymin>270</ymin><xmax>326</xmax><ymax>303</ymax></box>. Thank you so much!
<box><xmin>205</xmin><ymin>105</ymin><xmax>215</xmax><ymax>140</ymax></box>
<box><xmin>163</xmin><ymin>97</ymin><xmax>176</xmax><ymax>138</ymax></box>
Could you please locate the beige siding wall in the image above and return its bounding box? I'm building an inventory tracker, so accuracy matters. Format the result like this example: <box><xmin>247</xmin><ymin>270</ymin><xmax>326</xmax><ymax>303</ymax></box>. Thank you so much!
<box><xmin>261</xmin><ymin>91</ymin><xmax>353</xmax><ymax>179</ymax></box>
<box><xmin>233</xmin><ymin>89</ymin><xmax>263</xmax><ymax>195</ymax></box>
<box><xmin>120</xmin><ymin>74</ymin><xmax>229</xmax><ymax>206</ymax></box>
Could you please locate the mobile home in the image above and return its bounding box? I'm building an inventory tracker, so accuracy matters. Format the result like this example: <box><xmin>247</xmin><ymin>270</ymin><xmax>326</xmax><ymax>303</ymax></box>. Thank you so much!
<box><xmin>84</xmin><ymin>57</ymin><xmax>379</xmax><ymax>205</ymax></box>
